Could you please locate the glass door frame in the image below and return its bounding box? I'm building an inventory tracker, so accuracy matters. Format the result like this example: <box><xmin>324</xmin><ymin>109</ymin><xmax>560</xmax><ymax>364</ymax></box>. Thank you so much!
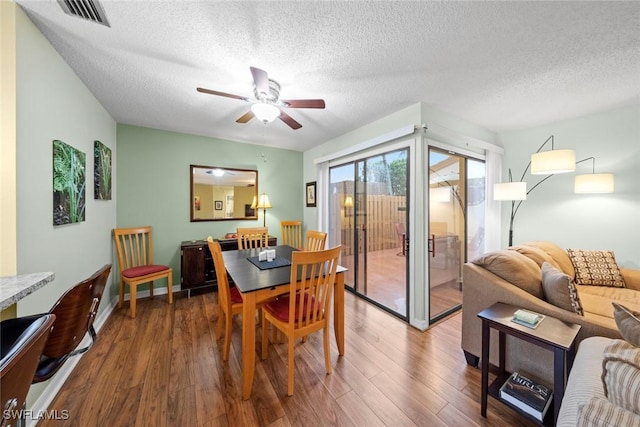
<box><xmin>328</xmin><ymin>137</ymin><xmax>417</xmax><ymax>322</ymax></box>
<box><xmin>425</xmin><ymin>139</ymin><xmax>486</xmax><ymax>324</ymax></box>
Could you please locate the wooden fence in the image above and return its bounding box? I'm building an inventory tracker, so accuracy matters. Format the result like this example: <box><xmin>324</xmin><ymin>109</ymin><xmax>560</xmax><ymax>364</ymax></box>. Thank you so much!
<box><xmin>330</xmin><ymin>193</ymin><xmax>406</xmax><ymax>255</ymax></box>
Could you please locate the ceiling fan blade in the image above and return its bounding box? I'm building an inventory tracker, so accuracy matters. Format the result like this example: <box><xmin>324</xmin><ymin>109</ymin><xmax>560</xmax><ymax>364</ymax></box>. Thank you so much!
<box><xmin>281</xmin><ymin>99</ymin><xmax>326</xmax><ymax>109</ymax></box>
<box><xmin>279</xmin><ymin>110</ymin><xmax>302</xmax><ymax>130</ymax></box>
<box><xmin>250</xmin><ymin>66</ymin><xmax>270</xmax><ymax>97</ymax></box>
<box><xmin>235</xmin><ymin>110</ymin><xmax>254</xmax><ymax>124</ymax></box>
<box><xmin>197</xmin><ymin>87</ymin><xmax>249</xmax><ymax>101</ymax></box>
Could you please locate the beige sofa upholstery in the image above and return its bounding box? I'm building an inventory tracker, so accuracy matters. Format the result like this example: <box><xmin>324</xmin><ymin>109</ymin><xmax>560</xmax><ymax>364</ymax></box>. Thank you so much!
<box><xmin>461</xmin><ymin>241</ymin><xmax>640</xmax><ymax>382</ymax></box>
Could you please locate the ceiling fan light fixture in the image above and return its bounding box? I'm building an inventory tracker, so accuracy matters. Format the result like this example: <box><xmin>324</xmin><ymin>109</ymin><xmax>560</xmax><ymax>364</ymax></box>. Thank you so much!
<box><xmin>251</xmin><ymin>103</ymin><xmax>280</xmax><ymax>123</ymax></box>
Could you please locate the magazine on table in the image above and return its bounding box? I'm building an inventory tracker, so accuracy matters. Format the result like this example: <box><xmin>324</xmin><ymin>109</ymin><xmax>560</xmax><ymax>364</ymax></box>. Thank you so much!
<box><xmin>499</xmin><ymin>372</ymin><xmax>553</xmax><ymax>421</ymax></box>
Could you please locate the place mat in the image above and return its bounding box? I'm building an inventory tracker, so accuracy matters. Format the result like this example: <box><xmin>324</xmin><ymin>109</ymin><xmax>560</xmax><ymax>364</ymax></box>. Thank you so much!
<box><xmin>247</xmin><ymin>255</ymin><xmax>292</xmax><ymax>270</ymax></box>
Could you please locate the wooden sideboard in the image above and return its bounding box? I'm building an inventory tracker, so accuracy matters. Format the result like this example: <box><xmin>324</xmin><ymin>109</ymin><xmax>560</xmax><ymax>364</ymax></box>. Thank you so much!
<box><xmin>180</xmin><ymin>237</ymin><xmax>277</xmax><ymax>296</ymax></box>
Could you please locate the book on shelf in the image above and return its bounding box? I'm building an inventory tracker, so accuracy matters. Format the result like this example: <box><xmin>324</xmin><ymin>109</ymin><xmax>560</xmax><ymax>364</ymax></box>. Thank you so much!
<box><xmin>511</xmin><ymin>309</ymin><xmax>545</xmax><ymax>329</ymax></box>
<box><xmin>499</xmin><ymin>372</ymin><xmax>553</xmax><ymax>422</ymax></box>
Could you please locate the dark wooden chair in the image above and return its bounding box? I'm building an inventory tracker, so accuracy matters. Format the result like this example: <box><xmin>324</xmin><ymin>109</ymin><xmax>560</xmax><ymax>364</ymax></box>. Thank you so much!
<box><xmin>32</xmin><ymin>264</ymin><xmax>111</xmax><ymax>383</ymax></box>
<box><xmin>1</xmin><ymin>314</ymin><xmax>55</xmax><ymax>427</ymax></box>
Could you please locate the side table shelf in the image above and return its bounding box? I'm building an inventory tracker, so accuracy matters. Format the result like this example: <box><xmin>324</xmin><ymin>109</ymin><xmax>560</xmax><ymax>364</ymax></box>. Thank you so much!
<box><xmin>478</xmin><ymin>302</ymin><xmax>581</xmax><ymax>427</ymax></box>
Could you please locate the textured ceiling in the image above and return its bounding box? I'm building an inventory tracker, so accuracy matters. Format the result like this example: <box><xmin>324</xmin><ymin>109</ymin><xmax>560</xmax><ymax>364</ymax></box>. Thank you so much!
<box><xmin>16</xmin><ymin>1</ymin><xmax>640</xmax><ymax>152</ymax></box>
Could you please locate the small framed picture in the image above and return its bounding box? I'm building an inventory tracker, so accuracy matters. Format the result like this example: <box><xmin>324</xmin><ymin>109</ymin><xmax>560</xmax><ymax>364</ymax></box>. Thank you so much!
<box><xmin>306</xmin><ymin>181</ymin><xmax>316</xmax><ymax>207</ymax></box>
<box><xmin>215</xmin><ymin>200</ymin><xmax>223</xmax><ymax>210</ymax></box>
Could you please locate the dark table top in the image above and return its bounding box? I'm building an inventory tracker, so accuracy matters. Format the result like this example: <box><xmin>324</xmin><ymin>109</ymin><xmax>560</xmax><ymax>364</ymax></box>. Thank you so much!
<box><xmin>477</xmin><ymin>302</ymin><xmax>581</xmax><ymax>351</ymax></box>
<box><xmin>222</xmin><ymin>245</ymin><xmax>347</xmax><ymax>294</ymax></box>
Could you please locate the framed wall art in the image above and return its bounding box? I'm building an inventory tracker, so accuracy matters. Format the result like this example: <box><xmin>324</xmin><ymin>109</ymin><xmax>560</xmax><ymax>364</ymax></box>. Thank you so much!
<box><xmin>94</xmin><ymin>140</ymin><xmax>112</xmax><ymax>200</ymax></box>
<box><xmin>53</xmin><ymin>139</ymin><xmax>86</xmax><ymax>225</ymax></box>
<box><xmin>306</xmin><ymin>181</ymin><xmax>316</xmax><ymax>207</ymax></box>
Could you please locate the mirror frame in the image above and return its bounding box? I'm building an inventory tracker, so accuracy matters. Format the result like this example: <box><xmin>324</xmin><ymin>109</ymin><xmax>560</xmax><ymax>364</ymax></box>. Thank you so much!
<box><xmin>190</xmin><ymin>164</ymin><xmax>258</xmax><ymax>222</ymax></box>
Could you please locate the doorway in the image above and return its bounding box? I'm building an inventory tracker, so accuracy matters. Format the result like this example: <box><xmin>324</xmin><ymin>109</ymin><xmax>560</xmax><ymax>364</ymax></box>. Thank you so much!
<box><xmin>428</xmin><ymin>147</ymin><xmax>485</xmax><ymax>323</ymax></box>
<box><xmin>329</xmin><ymin>147</ymin><xmax>410</xmax><ymax>319</ymax></box>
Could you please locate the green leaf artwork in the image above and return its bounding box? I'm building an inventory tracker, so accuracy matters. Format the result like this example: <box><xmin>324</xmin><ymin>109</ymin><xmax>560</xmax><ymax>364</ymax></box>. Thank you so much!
<box><xmin>94</xmin><ymin>140</ymin><xmax>112</xmax><ymax>200</ymax></box>
<box><xmin>53</xmin><ymin>140</ymin><xmax>86</xmax><ymax>225</ymax></box>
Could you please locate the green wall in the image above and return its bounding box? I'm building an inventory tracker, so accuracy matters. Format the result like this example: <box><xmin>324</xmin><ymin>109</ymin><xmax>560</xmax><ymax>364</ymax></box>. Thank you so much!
<box><xmin>116</xmin><ymin>124</ymin><xmax>303</xmax><ymax>288</ymax></box>
<box><xmin>14</xmin><ymin>4</ymin><xmax>117</xmax><ymax>407</ymax></box>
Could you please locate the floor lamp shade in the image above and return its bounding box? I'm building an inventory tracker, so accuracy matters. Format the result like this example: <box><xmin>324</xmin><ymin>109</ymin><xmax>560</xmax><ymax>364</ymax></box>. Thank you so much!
<box><xmin>256</xmin><ymin>193</ymin><xmax>272</xmax><ymax>226</ymax></box>
<box><xmin>494</xmin><ymin>182</ymin><xmax>527</xmax><ymax>201</ymax></box>
<box><xmin>530</xmin><ymin>149</ymin><xmax>576</xmax><ymax>175</ymax></box>
<box><xmin>575</xmin><ymin>173</ymin><xmax>614</xmax><ymax>193</ymax></box>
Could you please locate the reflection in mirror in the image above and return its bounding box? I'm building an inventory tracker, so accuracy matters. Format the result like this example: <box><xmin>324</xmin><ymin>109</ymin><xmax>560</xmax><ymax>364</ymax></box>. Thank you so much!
<box><xmin>190</xmin><ymin>165</ymin><xmax>258</xmax><ymax>222</ymax></box>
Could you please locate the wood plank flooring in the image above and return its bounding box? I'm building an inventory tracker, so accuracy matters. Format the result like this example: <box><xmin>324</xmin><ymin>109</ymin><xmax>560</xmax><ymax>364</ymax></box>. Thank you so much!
<box><xmin>39</xmin><ymin>291</ymin><xmax>536</xmax><ymax>427</ymax></box>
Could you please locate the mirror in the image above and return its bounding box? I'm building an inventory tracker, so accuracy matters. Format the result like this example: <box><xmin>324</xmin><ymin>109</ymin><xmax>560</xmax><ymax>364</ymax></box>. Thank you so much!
<box><xmin>190</xmin><ymin>165</ymin><xmax>258</xmax><ymax>222</ymax></box>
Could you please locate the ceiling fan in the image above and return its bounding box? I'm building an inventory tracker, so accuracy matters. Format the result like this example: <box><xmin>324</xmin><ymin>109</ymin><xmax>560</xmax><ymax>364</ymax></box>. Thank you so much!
<box><xmin>197</xmin><ymin>66</ymin><xmax>325</xmax><ymax>130</ymax></box>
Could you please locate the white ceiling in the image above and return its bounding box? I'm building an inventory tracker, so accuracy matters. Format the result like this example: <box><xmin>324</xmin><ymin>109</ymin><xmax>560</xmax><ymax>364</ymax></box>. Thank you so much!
<box><xmin>16</xmin><ymin>1</ymin><xmax>640</xmax><ymax>152</ymax></box>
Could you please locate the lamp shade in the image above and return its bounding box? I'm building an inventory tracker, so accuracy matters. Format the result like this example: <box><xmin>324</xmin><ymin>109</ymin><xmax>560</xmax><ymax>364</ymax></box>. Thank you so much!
<box><xmin>251</xmin><ymin>103</ymin><xmax>280</xmax><ymax>123</ymax></box>
<box><xmin>575</xmin><ymin>173</ymin><xmax>614</xmax><ymax>194</ymax></box>
<box><xmin>494</xmin><ymin>182</ymin><xmax>527</xmax><ymax>200</ymax></box>
<box><xmin>344</xmin><ymin>196</ymin><xmax>354</xmax><ymax>207</ymax></box>
<box><xmin>256</xmin><ymin>193</ymin><xmax>272</xmax><ymax>209</ymax></box>
<box><xmin>531</xmin><ymin>149</ymin><xmax>576</xmax><ymax>175</ymax></box>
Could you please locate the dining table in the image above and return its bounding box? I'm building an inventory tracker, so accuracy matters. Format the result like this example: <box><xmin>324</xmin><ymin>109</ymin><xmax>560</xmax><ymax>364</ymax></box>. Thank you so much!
<box><xmin>221</xmin><ymin>244</ymin><xmax>347</xmax><ymax>400</ymax></box>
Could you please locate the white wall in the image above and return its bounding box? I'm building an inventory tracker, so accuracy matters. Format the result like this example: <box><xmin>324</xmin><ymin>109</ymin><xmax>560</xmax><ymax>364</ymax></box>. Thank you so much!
<box><xmin>14</xmin><ymin>4</ymin><xmax>117</xmax><ymax>405</ymax></box>
<box><xmin>498</xmin><ymin>105</ymin><xmax>639</xmax><ymax>268</ymax></box>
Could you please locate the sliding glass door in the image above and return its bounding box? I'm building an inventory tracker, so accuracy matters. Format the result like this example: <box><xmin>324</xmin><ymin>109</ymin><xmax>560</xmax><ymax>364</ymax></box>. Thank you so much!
<box><xmin>428</xmin><ymin>147</ymin><xmax>485</xmax><ymax>322</ymax></box>
<box><xmin>329</xmin><ymin>147</ymin><xmax>409</xmax><ymax>319</ymax></box>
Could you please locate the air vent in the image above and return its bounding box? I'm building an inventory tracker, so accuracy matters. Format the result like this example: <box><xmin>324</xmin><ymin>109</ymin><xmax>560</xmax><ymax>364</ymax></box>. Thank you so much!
<box><xmin>57</xmin><ymin>0</ymin><xmax>110</xmax><ymax>27</ymax></box>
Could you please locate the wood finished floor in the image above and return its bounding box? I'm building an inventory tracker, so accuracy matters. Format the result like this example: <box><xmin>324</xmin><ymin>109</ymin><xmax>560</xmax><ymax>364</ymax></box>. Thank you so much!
<box><xmin>341</xmin><ymin>248</ymin><xmax>463</xmax><ymax>318</ymax></box>
<box><xmin>39</xmin><ymin>291</ymin><xmax>536</xmax><ymax>427</ymax></box>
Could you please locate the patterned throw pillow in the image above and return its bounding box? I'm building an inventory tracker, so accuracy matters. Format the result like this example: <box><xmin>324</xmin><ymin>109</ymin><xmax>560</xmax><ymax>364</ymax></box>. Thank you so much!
<box><xmin>602</xmin><ymin>339</ymin><xmax>640</xmax><ymax>415</ymax></box>
<box><xmin>577</xmin><ymin>397</ymin><xmax>640</xmax><ymax>427</ymax></box>
<box><xmin>541</xmin><ymin>262</ymin><xmax>583</xmax><ymax>315</ymax></box>
<box><xmin>613</xmin><ymin>303</ymin><xmax>640</xmax><ymax>347</ymax></box>
<box><xmin>567</xmin><ymin>249</ymin><xmax>626</xmax><ymax>288</ymax></box>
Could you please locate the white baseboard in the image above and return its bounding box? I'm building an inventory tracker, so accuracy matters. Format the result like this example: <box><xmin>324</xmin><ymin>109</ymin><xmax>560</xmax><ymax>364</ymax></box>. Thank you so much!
<box><xmin>26</xmin><ymin>288</ymin><xmax>175</xmax><ymax>427</ymax></box>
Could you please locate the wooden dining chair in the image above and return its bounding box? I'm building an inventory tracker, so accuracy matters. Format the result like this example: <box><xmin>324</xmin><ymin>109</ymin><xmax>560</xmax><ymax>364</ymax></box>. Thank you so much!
<box><xmin>261</xmin><ymin>246</ymin><xmax>341</xmax><ymax>396</ymax></box>
<box><xmin>304</xmin><ymin>230</ymin><xmax>327</xmax><ymax>251</ymax></box>
<box><xmin>281</xmin><ymin>220</ymin><xmax>303</xmax><ymax>249</ymax></box>
<box><xmin>207</xmin><ymin>237</ymin><xmax>244</xmax><ymax>361</ymax></box>
<box><xmin>236</xmin><ymin>227</ymin><xmax>269</xmax><ymax>249</ymax></box>
<box><xmin>113</xmin><ymin>226</ymin><xmax>173</xmax><ymax>318</ymax></box>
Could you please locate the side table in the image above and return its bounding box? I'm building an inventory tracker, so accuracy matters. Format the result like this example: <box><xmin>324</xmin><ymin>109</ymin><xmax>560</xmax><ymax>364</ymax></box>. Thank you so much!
<box><xmin>478</xmin><ymin>302</ymin><xmax>581</xmax><ymax>426</ymax></box>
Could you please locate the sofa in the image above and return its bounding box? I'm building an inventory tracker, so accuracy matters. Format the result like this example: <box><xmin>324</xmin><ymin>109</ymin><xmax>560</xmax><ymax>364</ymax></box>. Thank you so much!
<box><xmin>462</xmin><ymin>240</ymin><xmax>640</xmax><ymax>381</ymax></box>
<box><xmin>556</xmin><ymin>335</ymin><xmax>640</xmax><ymax>426</ymax></box>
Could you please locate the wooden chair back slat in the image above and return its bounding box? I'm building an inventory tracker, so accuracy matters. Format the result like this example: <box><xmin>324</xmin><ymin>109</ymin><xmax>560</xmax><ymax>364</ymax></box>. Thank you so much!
<box><xmin>281</xmin><ymin>220</ymin><xmax>303</xmax><ymax>249</ymax></box>
<box><xmin>290</xmin><ymin>246</ymin><xmax>340</xmax><ymax>330</ymax></box>
<box><xmin>237</xmin><ymin>227</ymin><xmax>269</xmax><ymax>249</ymax></box>
<box><xmin>207</xmin><ymin>239</ymin><xmax>232</xmax><ymax>312</ymax></box>
<box><xmin>114</xmin><ymin>226</ymin><xmax>155</xmax><ymax>270</ymax></box>
<box><xmin>304</xmin><ymin>230</ymin><xmax>327</xmax><ymax>251</ymax></box>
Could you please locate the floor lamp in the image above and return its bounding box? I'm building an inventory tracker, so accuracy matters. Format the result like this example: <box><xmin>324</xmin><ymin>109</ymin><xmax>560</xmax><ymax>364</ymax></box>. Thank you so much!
<box><xmin>494</xmin><ymin>136</ymin><xmax>613</xmax><ymax>246</ymax></box>
<box><xmin>256</xmin><ymin>193</ymin><xmax>272</xmax><ymax>227</ymax></box>
<box><xmin>494</xmin><ymin>135</ymin><xmax>575</xmax><ymax>247</ymax></box>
